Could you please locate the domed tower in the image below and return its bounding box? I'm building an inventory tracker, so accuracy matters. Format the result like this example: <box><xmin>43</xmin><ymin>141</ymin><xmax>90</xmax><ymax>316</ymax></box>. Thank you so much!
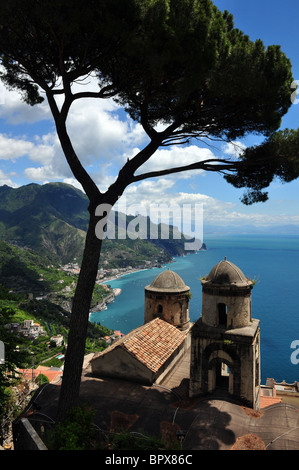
<box><xmin>189</xmin><ymin>257</ymin><xmax>261</xmax><ymax>410</ymax></box>
<box><xmin>201</xmin><ymin>256</ymin><xmax>253</xmax><ymax>329</ymax></box>
<box><xmin>144</xmin><ymin>269</ymin><xmax>190</xmax><ymax>331</ymax></box>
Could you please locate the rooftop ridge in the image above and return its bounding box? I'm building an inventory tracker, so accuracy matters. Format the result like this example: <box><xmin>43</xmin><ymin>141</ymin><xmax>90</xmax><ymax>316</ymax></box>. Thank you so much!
<box><xmin>92</xmin><ymin>318</ymin><xmax>186</xmax><ymax>373</ymax></box>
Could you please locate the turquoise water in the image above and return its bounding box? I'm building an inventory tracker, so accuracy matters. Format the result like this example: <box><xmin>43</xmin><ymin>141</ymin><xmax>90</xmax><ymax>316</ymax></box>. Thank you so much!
<box><xmin>90</xmin><ymin>234</ymin><xmax>299</xmax><ymax>384</ymax></box>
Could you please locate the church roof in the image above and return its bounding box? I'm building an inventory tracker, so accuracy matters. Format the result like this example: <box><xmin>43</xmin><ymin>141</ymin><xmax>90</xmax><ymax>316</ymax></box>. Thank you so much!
<box><xmin>91</xmin><ymin>318</ymin><xmax>187</xmax><ymax>373</ymax></box>
<box><xmin>145</xmin><ymin>269</ymin><xmax>189</xmax><ymax>293</ymax></box>
<box><xmin>204</xmin><ymin>257</ymin><xmax>252</xmax><ymax>287</ymax></box>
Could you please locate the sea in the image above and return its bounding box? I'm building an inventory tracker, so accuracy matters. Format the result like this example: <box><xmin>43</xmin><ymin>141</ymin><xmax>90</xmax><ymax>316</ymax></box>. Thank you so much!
<box><xmin>89</xmin><ymin>233</ymin><xmax>299</xmax><ymax>385</ymax></box>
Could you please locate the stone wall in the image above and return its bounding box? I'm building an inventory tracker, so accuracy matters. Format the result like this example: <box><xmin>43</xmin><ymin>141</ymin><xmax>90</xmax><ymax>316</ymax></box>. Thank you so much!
<box><xmin>13</xmin><ymin>418</ymin><xmax>48</xmax><ymax>450</ymax></box>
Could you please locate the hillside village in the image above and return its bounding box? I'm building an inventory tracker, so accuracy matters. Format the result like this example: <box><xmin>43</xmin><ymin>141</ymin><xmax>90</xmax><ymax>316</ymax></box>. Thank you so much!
<box><xmin>4</xmin><ymin>319</ymin><xmax>46</xmax><ymax>340</ymax></box>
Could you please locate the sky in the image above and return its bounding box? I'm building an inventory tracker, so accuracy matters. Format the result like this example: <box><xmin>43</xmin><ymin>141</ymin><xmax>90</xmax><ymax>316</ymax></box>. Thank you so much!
<box><xmin>1</xmin><ymin>1</ymin><xmax>299</xmax><ymax>235</ymax></box>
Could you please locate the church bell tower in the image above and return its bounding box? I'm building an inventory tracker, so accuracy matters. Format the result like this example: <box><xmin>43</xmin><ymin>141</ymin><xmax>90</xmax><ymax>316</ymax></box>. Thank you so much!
<box><xmin>144</xmin><ymin>268</ymin><xmax>190</xmax><ymax>331</ymax></box>
<box><xmin>189</xmin><ymin>257</ymin><xmax>261</xmax><ymax>409</ymax></box>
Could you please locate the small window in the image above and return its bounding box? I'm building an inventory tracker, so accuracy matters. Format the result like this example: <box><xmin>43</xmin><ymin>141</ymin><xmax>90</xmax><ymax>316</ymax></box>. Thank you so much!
<box><xmin>157</xmin><ymin>304</ymin><xmax>163</xmax><ymax>314</ymax></box>
<box><xmin>218</xmin><ymin>303</ymin><xmax>227</xmax><ymax>327</ymax></box>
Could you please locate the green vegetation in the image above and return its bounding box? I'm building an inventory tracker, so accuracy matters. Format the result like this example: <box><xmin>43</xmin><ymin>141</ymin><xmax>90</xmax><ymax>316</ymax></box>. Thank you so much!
<box><xmin>0</xmin><ymin>240</ymin><xmax>112</xmax><ymax>312</ymax></box>
<box><xmin>0</xmin><ymin>0</ymin><xmax>295</xmax><ymax>418</ymax></box>
<box><xmin>0</xmin><ymin>297</ymin><xmax>32</xmax><ymax>435</ymax></box>
<box><xmin>0</xmin><ymin>251</ymin><xmax>114</xmax><ymax>416</ymax></box>
<box><xmin>185</xmin><ymin>292</ymin><xmax>193</xmax><ymax>300</ymax></box>
<box><xmin>0</xmin><ymin>183</ymin><xmax>196</xmax><ymax>268</ymax></box>
<box><xmin>0</xmin><ymin>240</ymin><xmax>77</xmax><ymax>294</ymax></box>
<box><xmin>45</xmin><ymin>404</ymin><xmax>179</xmax><ymax>450</ymax></box>
<box><xmin>0</xmin><ymin>282</ymin><xmax>113</xmax><ymax>436</ymax></box>
<box><xmin>0</xmin><ymin>285</ymin><xmax>113</xmax><ymax>367</ymax></box>
<box><xmin>45</xmin><ymin>404</ymin><xmax>98</xmax><ymax>450</ymax></box>
<box><xmin>101</xmin><ymin>238</ymin><xmax>172</xmax><ymax>269</ymax></box>
<box><xmin>0</xmin><ymin>183</ymin><xmax>88</xmax><ymax>265</ymax></box>
<box><xmin>35</xmin><ymin>373</ymin><xmax>49</xmax><ymax>386</ymax></box>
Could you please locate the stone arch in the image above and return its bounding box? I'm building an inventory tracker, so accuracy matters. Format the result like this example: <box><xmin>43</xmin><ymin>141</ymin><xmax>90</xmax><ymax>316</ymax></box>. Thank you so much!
<box><xmin>208</xmin><ymin>356</ymin><xmax>233</xmax><ymax>394</ymax></box>
<box><xmin>201</xmin><ymin>343</ymin><xmax>241</xmax><ymax>396</ymax></box>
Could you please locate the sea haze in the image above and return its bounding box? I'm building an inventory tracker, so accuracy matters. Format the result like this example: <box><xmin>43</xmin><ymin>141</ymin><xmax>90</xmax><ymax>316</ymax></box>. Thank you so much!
<box><xmin>90</xmin><ymin>234</ymin><xmax>299</xmax><ymax>385</ymax></box>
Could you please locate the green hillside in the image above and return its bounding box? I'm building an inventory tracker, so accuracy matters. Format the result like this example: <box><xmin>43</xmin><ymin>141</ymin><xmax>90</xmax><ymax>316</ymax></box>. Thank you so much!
<box><xmin>0</xmin><ymin>183</ymin><xmax>88</xmax><ymax>263</ymax></box>
<box><xmin>0</xmin><ymin>182</ymin><xmax>201</xmax><ymax>267</ymax></box>
<box><xmin>0</xmin><ymin>241</ymin><xmax>77</xmax><ymax>293</ymax></box>
<box><xmin>0</xmin><ymin>241</ymin><xmax>109</xmax><ymax>312</ymax></box>
<box><xmin>0</xmin><ymin>283</ymin><xmax>113</xmax><ymax>369</ymax></box>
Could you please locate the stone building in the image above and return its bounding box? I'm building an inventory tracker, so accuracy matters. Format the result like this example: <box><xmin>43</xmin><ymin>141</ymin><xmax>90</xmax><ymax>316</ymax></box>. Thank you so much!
<box><xmin>91</xmin><ymin>261</ymin><xmax>261</xmax><ymax>409</ymax></box>
<box><xmin>144</xmin><ymin>268</ymin><xmax>191</xmax><ymax>330</ymax></box>
<box><xmin>91</xmin><ymin>317</ymin><xmax>189</xmax><ymax>385</ymax></box>
<box><xmin>91</xmin><ymin>269</ymin><xmax>192</xmax><ymax>385</ymax></box>
<box><xmin>189</xmin><ymin>257</ymin><xmax>261</xmax><ymax>409</ymax></box>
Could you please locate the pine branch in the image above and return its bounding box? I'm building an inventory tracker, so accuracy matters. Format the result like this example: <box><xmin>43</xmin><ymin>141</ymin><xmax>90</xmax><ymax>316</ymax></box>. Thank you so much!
<box><xmin>132</xmin><ymin>158</ymin><xmax>239</xmax><ymax>182</ymax></box>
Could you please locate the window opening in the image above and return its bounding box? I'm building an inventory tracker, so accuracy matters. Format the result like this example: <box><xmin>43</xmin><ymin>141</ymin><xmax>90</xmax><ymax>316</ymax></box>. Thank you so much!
<box><xmin>218</xmin><ymin>303</ymin><xmax>227</xmax><ymax>327</ymax></box>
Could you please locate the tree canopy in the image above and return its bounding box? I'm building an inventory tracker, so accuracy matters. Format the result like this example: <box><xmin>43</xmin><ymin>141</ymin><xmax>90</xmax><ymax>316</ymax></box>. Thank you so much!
<box><xmin>226</xmin><ymin>128</ymin><xmax>299</xmax><ymax>204</ymax></box>
<box><xmin>0</xmin><ymin>0</ymin><xmax>295</xmax><ymax>202</ymax></box>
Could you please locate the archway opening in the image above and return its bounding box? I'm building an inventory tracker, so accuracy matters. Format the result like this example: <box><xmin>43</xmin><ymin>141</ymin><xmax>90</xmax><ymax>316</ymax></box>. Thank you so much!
<box><xmin>216</xmin><ymin>361</ymin><xmax>229</xmax><ymax>390</ymax></box>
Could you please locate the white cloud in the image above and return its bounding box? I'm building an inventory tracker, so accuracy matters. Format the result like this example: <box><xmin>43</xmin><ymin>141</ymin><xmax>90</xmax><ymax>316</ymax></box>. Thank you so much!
<box><xmin>0</xmin><ymin>80</ymin><xmax>51</xmax><ymax>125</ymax></box>
<box><xmin>0</xmin><ymin>169</ymin><xmax>19</xmax><ymax>187</ymax></box>
<box><xmin>0</xmin><ymin>132</ymin><xmax>58</xmax><ymax>163</ymax></box>
<box><xmin>1</xmin><ymin>74</ymin><xmax>299</xmax><ymax>230</ymax></box>
<box><xmin>222</xmin><ymin>140</ymin><xmax>246</xmax><ymax>159</ymax></box>
<box><xmin>68</xmin><ymin>101</ymin><xmax>127</xmax><ymax>162</ymax></box>
<box><xmin>134</xmin><ymin>145</ymin><xmax>214</xmax><ymax>178</ymax></box>
<box><xmin>118</xmin><ymin>178</ymin><xmax>229</xmax><ymax>221</ymax></box>
<box><xmin>0</xmin><ymin>75</ymin><xmax>220</xmax><ymax>192</ymax></box>
<box><xmin>0</xmin><ymin>73</ymin><xmax>148</xmax><ymax>186</ymax></box>
<box><xmin>115</xmin><ymin>177</ymin><xmax>299</xmax><ymax>231</ymax></box>
<box><xmin>0</xmin><ymin>134</ymin><xmax>34</xmax><ymax>161</ymax></box>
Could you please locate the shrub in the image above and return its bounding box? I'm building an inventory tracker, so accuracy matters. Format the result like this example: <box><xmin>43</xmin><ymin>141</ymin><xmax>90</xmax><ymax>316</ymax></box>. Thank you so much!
<box><xmin>35</xmin><ymin>374</ymin><xmax>49</xmax><ymax>386</ymax></box>
<box><xmin>45</xmin><ymin>404</ymin><xmax>98</xmax><ymax>450</ymax></box>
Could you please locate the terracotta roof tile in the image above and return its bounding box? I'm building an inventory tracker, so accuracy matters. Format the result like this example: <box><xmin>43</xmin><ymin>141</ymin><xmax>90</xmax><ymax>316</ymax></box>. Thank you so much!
<box><xmin>18</xmin><ymin>366</ymin><xmax>62</xmax><ymax>383</ymax></box>
<box><xmin>260</xmin><ymin>395</ymin><xmax>282</xmax><ymax>409</ymax></box>
<box><xmin>92</xmin><ymin>318</ymin><xmax>187</xmax><ymax>373</ymax></box>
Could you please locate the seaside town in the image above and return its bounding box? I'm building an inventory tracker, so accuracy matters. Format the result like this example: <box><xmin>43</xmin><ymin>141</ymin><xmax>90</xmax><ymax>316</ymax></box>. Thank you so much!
<box><xmin>61</xmin><ymin>259</ymin><xmax>165</xmax><ymax>312</ymax></box>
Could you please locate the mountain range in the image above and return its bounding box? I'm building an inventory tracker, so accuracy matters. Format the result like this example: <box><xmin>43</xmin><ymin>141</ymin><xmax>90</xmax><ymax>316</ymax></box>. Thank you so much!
<box><xmin>0</xmin><ymin>182</ymin><xmax>202</xmax><ymax>267</ymax></box>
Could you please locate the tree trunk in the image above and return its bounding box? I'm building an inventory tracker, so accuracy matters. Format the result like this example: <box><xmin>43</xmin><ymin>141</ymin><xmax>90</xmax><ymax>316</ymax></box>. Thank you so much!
<box><xmin>54</xmin><ymin>137</ymin><xmax>161</xmax><ymax>420</ymax></box>
<box><xmin>57</xmin><ymin>208</ymin><xmax>103</xmax><ymax>420</ymax></box>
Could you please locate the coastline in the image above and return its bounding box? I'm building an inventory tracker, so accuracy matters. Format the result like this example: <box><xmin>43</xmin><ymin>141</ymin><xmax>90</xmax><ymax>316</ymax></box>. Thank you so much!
<box><xmin>89</xmin><ymin>287</ymin><xmax>122</xmax><ymax>314</ymax></box>
<box><xmin>95</xmin><ymin>244</ymin><xmax>206</xmax><ymax>286</ymax></box>
<box><xmin>98</xmin><ymin>266</ymin><xmax>160</xmax><ymax>285</ymax></box>
<box><xmin>92</xmin><ymin>247</ymin><xmax>205</xmax><ymax>313</ymax></box>
<box><xmin>90</xmin><ymin>263</ymin><xmax>171</xmax><ymax>316</ymax></box>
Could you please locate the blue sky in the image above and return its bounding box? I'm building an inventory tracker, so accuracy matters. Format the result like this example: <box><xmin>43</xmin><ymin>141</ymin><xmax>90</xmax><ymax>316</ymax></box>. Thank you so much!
<box><xmin>0</xmin><ymin>0</ymin><xmax>299</xmax><ymax>233</ymax></box>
